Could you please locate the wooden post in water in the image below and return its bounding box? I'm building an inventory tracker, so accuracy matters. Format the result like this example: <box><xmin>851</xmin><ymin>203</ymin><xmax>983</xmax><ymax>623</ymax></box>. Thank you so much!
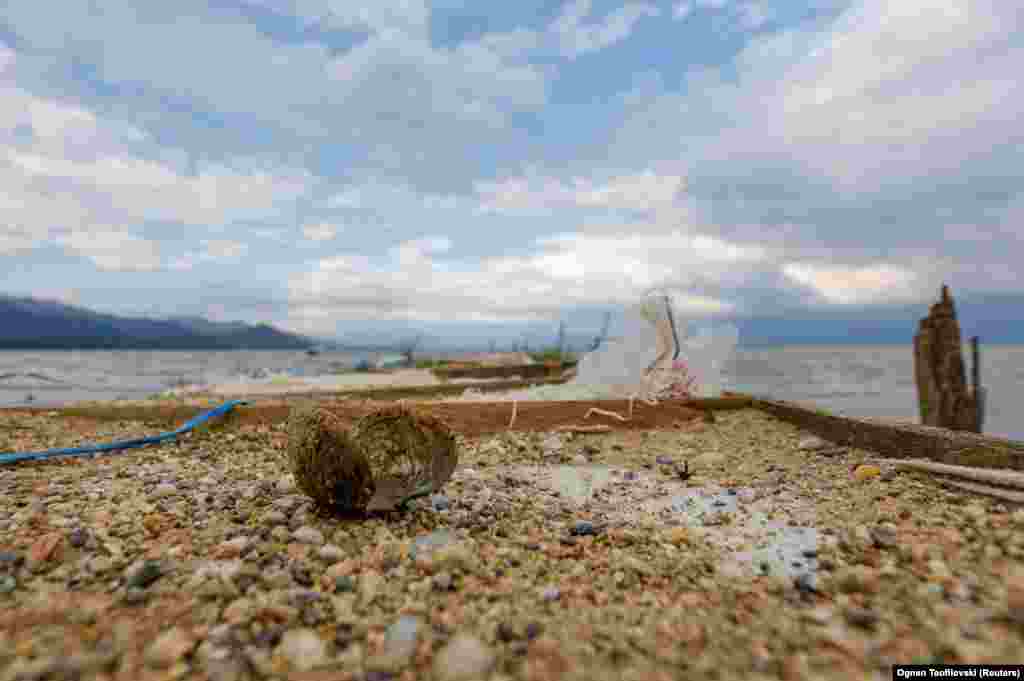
<box><xmin>913</xmin><ymin>285</ymin><xmax>981</xmax><ymax>432</ymax></box>
<box><xmin>971</xmin><ymin>335</ymin><xmax>986</xmax><ymax>433</ymax></box>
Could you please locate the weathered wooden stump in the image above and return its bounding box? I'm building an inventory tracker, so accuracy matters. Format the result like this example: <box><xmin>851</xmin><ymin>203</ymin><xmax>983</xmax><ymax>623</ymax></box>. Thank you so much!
<box><xmin>913</xmin><ymin>285</ymin><xmax>983</xmax><ymax>432</ymax></box>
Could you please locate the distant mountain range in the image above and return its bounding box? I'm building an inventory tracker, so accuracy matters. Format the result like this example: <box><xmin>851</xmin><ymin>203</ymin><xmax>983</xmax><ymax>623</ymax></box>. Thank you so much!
<box><xmin>0</xmin><ymin>295</ymin><xmax>315</xmax><ymax>350</ymax></box>
<box><xmin>2</xmin><ymin>291</ymin><xmax>1020</xmax><ymax>351</ymax></box>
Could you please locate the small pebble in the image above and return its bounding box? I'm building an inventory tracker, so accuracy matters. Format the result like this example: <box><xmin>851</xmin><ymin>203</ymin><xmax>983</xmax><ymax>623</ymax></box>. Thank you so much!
<box><xmin>150</xmin><ymin>483</ymin><xmax>177</xmax><ymax>499</ymax></box>
<box><xmin>432</xmin><ymin>634</ymin><xmax>496</xmax><ymax>681</ymax></box>
<box><xmin>844</xmin><ymin>607</ymin><xmax>879</xmax><ymax>629</ymax></box>
<box><xmin>432</xmin><ymin>572</ymin><xmax>454</xmax><ymax>592</ymax></box>
<box><xmin>570</xmin><ymin>520</ymin><xmax>597</xmax><ymax>536</ymax></box>
<box><xmin>431</xmin><ymin>494</ymin><xmax>451</xmax><ymax>511</ymax></box>
<box><xmin>655</xmin><ymin>454</ymin><xmax>674</xmax><ymax>465</ymax></box>
<box><xmin>275</xmin><ymin>629</ymin><xmax>328</xmax><ymax>672</ymax></box>
<box><xmin>126</xmin><ymin>560</ymin><xmax>162</xmax><ymax>589</ymax></box>
<box><xmin>144</xmin><ymin>626</ymin><xmax>195</xmax><ymax>668</ymax></box>
<box><xmin>317</xmin><ymin>544</ymin><xmax>345</xmax><ymax>562</ymax></box>
<box><xmin>541</xmin><ymin>586</ymin><xmax>560</xmax><ymax>601</ymax></box>
<box><xmin>292</xmin><ymin>526</ymin><xmax>325</xmax><ymax>545</ymax></box>
<box><xmin>68</xmin><ymin>527</ymin><xmax>89</xmax><ymax>548</ymax></box>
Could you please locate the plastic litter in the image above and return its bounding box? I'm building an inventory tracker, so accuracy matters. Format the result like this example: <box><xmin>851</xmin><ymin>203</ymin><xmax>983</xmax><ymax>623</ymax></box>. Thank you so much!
<box><xmin>472</xmin><ymin>290</ymin><xmax>740</xmax><ymax>403</ymax></box>
<box><xmin>0</xmin><ymin>399</ymin><xmax>248</xmax><ymax>465</ymax></box>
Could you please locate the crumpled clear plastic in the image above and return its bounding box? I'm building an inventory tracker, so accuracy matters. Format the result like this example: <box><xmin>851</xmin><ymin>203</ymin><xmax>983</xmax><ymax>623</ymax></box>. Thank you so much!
<box><xmin>572</xmin><ymin>291</ymin><xmax>739</xmax><ymax>399</ymax></box>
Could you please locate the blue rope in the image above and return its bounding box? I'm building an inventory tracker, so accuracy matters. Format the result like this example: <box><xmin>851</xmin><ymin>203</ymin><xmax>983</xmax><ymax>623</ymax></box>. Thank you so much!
<box><xmin>0</xmin><ymin>399</ymin><xmax>248</xmax><ymax>465</ymax></box>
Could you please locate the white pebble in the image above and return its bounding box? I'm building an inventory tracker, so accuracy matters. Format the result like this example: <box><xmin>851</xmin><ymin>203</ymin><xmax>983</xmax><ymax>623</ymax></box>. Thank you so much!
<box><xmin>432</xmin><ymin>634</ymin><xmax>496</xmax><ymax>681</ymax></box>
<box><xmin>292</xmin><ymin>526</ymin><xmax>324</xmax><ymax>545</ymax></box>
<box><xmin>276</xmin><ymin>629</ymin><xmax>328</xmax><ymax>672</ymax></box>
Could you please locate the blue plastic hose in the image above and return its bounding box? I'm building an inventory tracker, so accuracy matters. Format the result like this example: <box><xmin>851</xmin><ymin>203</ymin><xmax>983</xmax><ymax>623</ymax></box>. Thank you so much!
<box><xmin>0</xmin><ymin>399</ymin><xmax>248</xmax><ymax>465</ymax></box>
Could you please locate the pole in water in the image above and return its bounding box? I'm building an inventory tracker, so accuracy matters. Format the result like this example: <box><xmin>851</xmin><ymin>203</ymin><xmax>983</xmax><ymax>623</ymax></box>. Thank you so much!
<box><xmin>971</xmin><ymin>336</ymin><xmax>985</xmax><ymax>433</ymax></box>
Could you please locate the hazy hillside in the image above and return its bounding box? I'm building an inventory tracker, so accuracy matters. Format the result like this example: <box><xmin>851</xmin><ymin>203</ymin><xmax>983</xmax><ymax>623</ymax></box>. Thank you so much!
<box><xmin>0</xmin><ymin>295</ymin><xmax>314</xmax><ymax>350</ymax></box>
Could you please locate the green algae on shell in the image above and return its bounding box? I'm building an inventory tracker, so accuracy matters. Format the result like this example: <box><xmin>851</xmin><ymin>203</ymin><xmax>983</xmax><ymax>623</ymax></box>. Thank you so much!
<box><xmin>286</xmin><ymin>403</ymin><xmax>459</xmax><ymax>513</ymax></box>
<box><xmin>287</xmin><ymin>405</ymin><xmax>375</xmax><ymax>512</ymax></box>
<box><xmin>350</xmin><ymin>405</ymin><xmax>458</xmax><ymax>512</ymax></box>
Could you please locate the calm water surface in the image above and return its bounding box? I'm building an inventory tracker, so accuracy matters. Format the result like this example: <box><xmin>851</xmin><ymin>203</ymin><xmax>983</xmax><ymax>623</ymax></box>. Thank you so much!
<box><xmin>1</xmin><ymin>345</ymin><xmax>1021</xmax><ymax>441</ymax></box>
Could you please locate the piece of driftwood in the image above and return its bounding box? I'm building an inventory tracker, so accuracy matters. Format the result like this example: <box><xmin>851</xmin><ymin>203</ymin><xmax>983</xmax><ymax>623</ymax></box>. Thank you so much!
<box><xmin>913</xmin><ymin>285</ymin><xmax>982</xmax><ymax>432</ymax></box>
<box><xmin>743</xmin><ymin>394</ymin><xmax>1024</xmax><ymax>471</ymax></box>
<box><xmin>883</xmin><ymin>458</ymin><xmax>1024</xmax><ymax>491</ymax></box>
<box><xmin>935</xmin><ymin>478</ymin><xmax>1024</xmax><ymax>505</ymax></box>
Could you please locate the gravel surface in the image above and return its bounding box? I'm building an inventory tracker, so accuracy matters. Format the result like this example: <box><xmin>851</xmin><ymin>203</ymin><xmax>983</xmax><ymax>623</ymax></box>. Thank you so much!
<box><xmin>1</xmin><ymin>405</ymin><xmax>1023</xmax><ymax>681</ymax></box>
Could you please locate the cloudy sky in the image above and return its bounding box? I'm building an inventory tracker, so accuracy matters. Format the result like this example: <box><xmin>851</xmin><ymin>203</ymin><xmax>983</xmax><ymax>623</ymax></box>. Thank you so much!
<box><xmin>2</xmin><ymin>0</ymin><xmax>1021</xmax><ymax>345</ymax></box>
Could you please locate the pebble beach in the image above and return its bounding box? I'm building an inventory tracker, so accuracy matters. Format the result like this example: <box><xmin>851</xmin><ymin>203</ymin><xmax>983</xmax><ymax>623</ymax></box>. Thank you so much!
<box><xmin>1</xmin><ymin>401</ymin><xmax>1023</xmax><ymax>681</ymax></box>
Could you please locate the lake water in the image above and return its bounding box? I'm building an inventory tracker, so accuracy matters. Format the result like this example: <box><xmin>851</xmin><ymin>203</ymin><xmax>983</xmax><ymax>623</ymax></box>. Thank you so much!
<box><xmin>1</xmin><ymin>345</ymin><xmax>1021</xmax><ymax>441</ymax></box>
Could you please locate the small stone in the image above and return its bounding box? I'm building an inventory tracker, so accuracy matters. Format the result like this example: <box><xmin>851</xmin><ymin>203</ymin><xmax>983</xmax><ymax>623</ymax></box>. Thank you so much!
<box><xmin>270</xmin><ymin>526</ymin><xmax>290</xmax><ymax>542</ymax></box>
<box><xmin>410</xmin><ymin>530</ymin><xmax>456</xmax><ymax>560</ymax></box>
<box><xmin>292</xmin><ymin>526</ymin><xmax>325</xmax><ymax>545</ymax></box>
<box><xmin>0</xmin><ymin>551</ymin><xmax>24</xmax><ymax>570</ymax></box>
<box><xmin>655</xmin><ymin>454</ymin><xmax>674</xmax><ymax>465</ymax></box>
<box><xmin>367</xmin><ymin>615</ymin><xmax>423</xmax><ymax>671</ymax></box>
<box><xmin>665</xmin><ymin>527</ymin><xmax>690</xmax><ymax>546</ymax></box>
<box><xmin>144</xmin><ymin>626</ymin><xmax>195</xmax><ymax>668</ymax></box>
<box><xmin>335</xmin><ymin>575</ymin><xmax>356</xmax><ymax>593</ymax></box>
<box><xmin>844</xmin><ymin>607</ymin><xmax>879</xmax><ymax>629</ymax></box>
<box><xmin>126</xmin><ymin>560</ymin><xmax>163</xmax><ymax>588</ymax></box>
<box><xmin>541</xmin><ymin>586</ymin><xmax>560</xmax><ymax>601</ymax></box>
<box><xmin>570</xmin><ymin>521</ymin><xmax>597</xmax><ymax>537</ymax></box>
<box><xmin>68</xmin><ymin>527</ymin><xmax>89</xmax><ymax>549</ymax></box>
<box><xmin>262</xmin><ymin>510</ymin><xmax>288</xmax><ymax>526</ymax></box>
<box><xmin>853</xmin><ymin>465</ymin><xmax>881</xmax><ymax>482</ymax></box>
<box><xmin>432</xmin><ymin>572</ymin><xmax>454</xmax><ymax>592</ymax></box>
<box><xmin>870</xmin><ymin>523</ymin><xmax>899</xmax><ymax>549</ymax></box>
<box><xmin>432</xmin><ymin>634</ymin><xmax>496</xmax><ymax>681</ymax></box>
<box><xmin>27</xmin><ymin>533</ymin><xmax>62</xmax><ymax>565</ymax></box>
<box><xmin>794</xmin><ymin>573</ymin><xmax>818</xmax><ymax>594</ymax></box>
<box><xmin>359</xmin><ymin>572</ymin><xmax>383</xmax><ymax>608</ymax></box>
<box><xmin>214</xmin><ymin>536</ymin><xmax>250</xmax><ymax>559</ymax></box>
<box><xmin>317</xmin><ymin>544</ymin><xmax>345</xmax><ymax>562</ymax></box>
<box><xmin>151</xmin><ymin>483</ymin><xmax>178</xmax><ymax>499</ymax></box>
<box><xmin>275</xmin><ymin>629</ymin><xmax>328</xmax><ymax>672</ymax></box>
<box><xmin>277</xmin><ymin>476</ymin><xmax>296</xmax><ymax>493</ymax></box>
<box><xmin>431</xmin><ymin>494</ymin><xmax>451</xmax><ymax>511</ymax></box>
<box><xmin>1006</xmin><ymin>573</ymin><xmax>1024</xmax><ymax>616</ymax></box>
<box><xmin>223</xmin><ymin>598</ymin><xmax>255</xmax><ymax>624</ymax></box>
<box><xmin>797</xmin><ymin>436</ymin><xmax>828</xmax><ymax>451</ymax></box>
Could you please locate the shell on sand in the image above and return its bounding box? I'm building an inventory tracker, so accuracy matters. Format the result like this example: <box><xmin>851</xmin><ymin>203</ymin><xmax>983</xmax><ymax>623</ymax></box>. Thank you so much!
<box><xmin>286</xmin><ymin>403</ymin><xmax>459</xmax><ymax>513</ymax></box>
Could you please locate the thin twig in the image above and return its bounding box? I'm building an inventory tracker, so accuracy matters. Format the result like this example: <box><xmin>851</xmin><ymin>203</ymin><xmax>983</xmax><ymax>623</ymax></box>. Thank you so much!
<box><xmin>555</xmin><ymin>424</ymin><xmax>612</xmax><ymax>433</ymax></box>
<box><xmin>508</xmin><ymin>400</ymin><xmax>518</xmax><ymax>428</ymax></box>
<box><xmin>584</xmin><ymin>407</ymin><xmax>629</xmax><ymax>422</ymax></box>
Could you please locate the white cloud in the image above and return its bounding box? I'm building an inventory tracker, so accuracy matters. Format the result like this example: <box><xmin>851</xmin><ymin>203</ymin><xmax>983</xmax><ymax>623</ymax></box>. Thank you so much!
<box><xmin>672</xmin><ymin>2</ymin><xmax>694</xmax><ymax>20</ymax></box>
<box><xmin>203</xmin><ymin>240</ymin><xmax>248</xmax><ymax>260</ymax></box>
<box><xmin>550</xmin><ymin>0</ymin><xmax>661</xmax><ymax>59</ymax></box>
<box><xmin>56</xmin><ymin>231</ymin><xmax>162</xmax><ymax>272</ymax></box>
<box><xmin>302</xmin><ymin>222</ymin><xmax>338</xmax><ymax>241</ymax></box>
<box><xmin>744</xmin><ymin>0</ymin><xmax>1021</xmax><ymax>187</ymax></box>
<box><xmin>0</xmin><ymin>41</ymin><xmax>315</xmax><ymax>261</ymax></box>
<box><xmin>286</xmin><ymin>229</ymin><xmax>763</xmax><ymax>333</ymax></box>
<box><xmin>781</xmin><ymin>262</ymin><xmax>921</xmax><ymax>304</ymax></box>
<box><xmin>475</xmin><ymin>170</ymin><xmax>686</xmax><ymax>215</ymax></box>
